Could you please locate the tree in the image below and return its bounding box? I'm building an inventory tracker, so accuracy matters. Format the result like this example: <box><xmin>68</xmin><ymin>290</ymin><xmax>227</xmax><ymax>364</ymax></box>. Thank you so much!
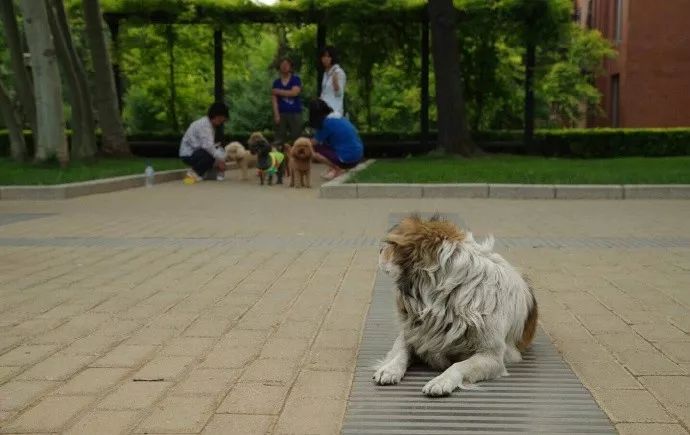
<box><xmin>0</xmin><ymin>0</ymin><xmax>36</xmax><ymax>135</ymax></box>
<box><xmin>428</xmin><ymin>0</ymin><xmax>476</xmax><ymax>156</ymax></box>
<box><xmin>0</xmin><ymin>80</ymin><xmax>27</xmax><ymax>160</ymax></box>
<box><xmin>500</xmin><ymin>0</ymin><xmax>571</xmax><ymax>151</ymax></box>
<box><xmin>45</xmin><ymin>0</ymin><xmax>97</xmax><ymax>159</ymax></box>
<box><xmin>538</xmin><ymin>25</ymin><xmax>615</xmax><ymax>127</ymax></box>
<box><xmin>19</xmin><ymin>0</ymin><xmax>67</xmax><ymax>164</ymax></box>
<box><xmin>83</xmin><ymin>0</ymin><xmax>129</xmax><ymax>156</ymax></box>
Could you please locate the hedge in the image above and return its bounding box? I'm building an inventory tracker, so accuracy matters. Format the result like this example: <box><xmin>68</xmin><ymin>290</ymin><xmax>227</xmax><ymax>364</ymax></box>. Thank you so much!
<box><xmin>474</xmin><ymin>128</ymin><xmax>690</xmax><ymax>158</ymax></box>
<box><xmin>3</xmin><ymin>128</ymin><xmax>690</xmax><ymax>159</ymax></box>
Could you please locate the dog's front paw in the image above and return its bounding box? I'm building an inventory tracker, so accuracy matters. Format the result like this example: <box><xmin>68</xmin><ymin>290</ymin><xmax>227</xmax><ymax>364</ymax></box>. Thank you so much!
<box><xmin>373</xmin><ymin>363</ymin><xmax>406</xmax><ymax>385</ymax></box>
<box><xmin>422</xmin><ymin>374</ymin><xmax>458</xmax><ymax>396</ymax></box>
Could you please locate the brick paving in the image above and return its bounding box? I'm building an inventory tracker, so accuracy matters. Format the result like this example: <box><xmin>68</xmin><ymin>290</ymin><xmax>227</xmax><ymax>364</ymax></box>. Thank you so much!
<box><xmin>0</xmin><ymin>165</ymin><xmax>689</xmax><ymax>434</ymax></box>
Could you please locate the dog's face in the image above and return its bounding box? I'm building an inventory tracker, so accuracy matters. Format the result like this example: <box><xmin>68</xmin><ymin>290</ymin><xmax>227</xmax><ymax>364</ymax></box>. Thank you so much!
<box><xmin>225</xmin><ymin>141</ymin><xmax>247</xmax><ymax>159</ymax></box>
<box><xmin>290</xmin><ymin>137</ymin><xmax>313</xmax><ymax>161</ymax></box>
<box><xmin>247</xmin><ymin>132</ymin><xmax>270</xmax><ymax>155</ymax></box>
<box><xmin>249</xmin><ymin>138</ymin><xmax>272</xmax><ymax>158</ymax></box>
<box><xmin>379</xmin><ymin>215</ymin><xmax>465</xmax><ymax>282</ymax></box>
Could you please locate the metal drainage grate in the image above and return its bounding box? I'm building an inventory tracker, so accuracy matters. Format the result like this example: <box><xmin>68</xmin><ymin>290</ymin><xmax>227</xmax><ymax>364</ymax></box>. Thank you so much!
<box><xmin>341</xmin><ymin>214</ymin><xmax>615</xmax><ymax>434</ymax></box>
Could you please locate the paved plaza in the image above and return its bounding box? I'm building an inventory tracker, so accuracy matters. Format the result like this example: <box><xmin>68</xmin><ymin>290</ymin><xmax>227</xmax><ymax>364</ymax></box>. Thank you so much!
<box><xmin>0</xmin><ymin>166</ymin><xmax>689</xmax><ymax>434</ymax></box>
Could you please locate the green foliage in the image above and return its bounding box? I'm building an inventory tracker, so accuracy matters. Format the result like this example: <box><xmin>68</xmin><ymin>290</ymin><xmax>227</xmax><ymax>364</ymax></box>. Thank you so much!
<box><xmin>349</xmin><ymin>154</ymin><xmax>690</xmax><ymax>184</ymax></box>
<box><xmin>459</xmin><ymin>2</ymin><xmax>524</xmax><ymax>130</ymax></box>
<box><xmin>14</xmin><ymin>0</ymin><xmax>619</xmax><ymax>142</ymax></box>
<box><xmin>498</xmin><ymin>0</ymin><xmax>572</xmax><ymax>46</ymax></box>
<box><xmin>82</xmin><ymin>0</ymin><xmax>428</xmax><ymax>21</ymax></box>
<box><xmin>537</xmin><ymin>25</ymin><xmax>616</xmax><ymax>127</ymax></box>
<box><xmin>224</xmin><ymin>25</ymin><xmax>284</xmax><ymax>133</ymax></box>
<box><xmin>459</xmin><ymin>1</ymin><xmax>613</xmax><ymax>130</ymax></box>
<box><xmin>474</xmin><ymin>128</ymin><xmax>690</xmax><ymax>157</ymax></box>
<box><xmin>0</xmin><ymin>10</ymin><xmax>14</xmax><ymax>130</ymax></box>
<box><xmin>121</xmin><ymin>24</ymin><xmax>215</xmax><ymax>133</ymax></box>
<box><xmin>0</xmin><ymin>156</ymin><xmax>185</xmax><ymax>185</ymax></box>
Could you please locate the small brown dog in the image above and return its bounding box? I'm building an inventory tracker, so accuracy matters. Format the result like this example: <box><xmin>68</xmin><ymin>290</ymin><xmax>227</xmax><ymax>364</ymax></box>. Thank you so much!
<box><xmin>288</xmin><ymin>137</ymin><xmax>314</xmax><ymax>188</ymax></box>
<box><xmin>225</xmin><ymin>141</ymin><xmax>256</xmax><ymax>181</ymax></box>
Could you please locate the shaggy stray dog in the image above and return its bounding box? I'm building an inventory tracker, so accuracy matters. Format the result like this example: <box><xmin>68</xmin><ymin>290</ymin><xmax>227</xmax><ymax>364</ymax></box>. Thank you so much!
<box><xmin>374</xmin><ymin>215</ymin><xmax>538</xmax><ymax>396</ymax></box>
<box><xmin>288</xmin><ymin>137</ymin><xmax>314</xmax><ymax>188</ymax></box>
<box><xmin>225</xmin><ymin>141</ymin><xmax>256</xmax><ymax>181</ymax></box>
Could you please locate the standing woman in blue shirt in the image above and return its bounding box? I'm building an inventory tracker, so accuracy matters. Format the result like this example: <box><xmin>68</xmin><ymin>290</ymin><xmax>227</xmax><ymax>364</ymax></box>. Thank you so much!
<box><xmin>309</xmin><ymin>98</ymin><xmax>363</xmax><ymax>180</ymax></box>
<box><xmin>271</xmin><ymin>57</ymin><xmax>303</xmax><ymax>145</ymax></box>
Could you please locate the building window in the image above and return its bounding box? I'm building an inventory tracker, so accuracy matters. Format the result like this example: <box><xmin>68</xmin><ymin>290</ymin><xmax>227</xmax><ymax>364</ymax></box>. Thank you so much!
<box><xmin>611</xmin><ymin>74</ymin><xmax>620</xmax><ymax>127</ymax></box>
<box><xmin>614</xmin><ymin>0</ymin><xmax>623</xmax><ymax>42</ymax></box>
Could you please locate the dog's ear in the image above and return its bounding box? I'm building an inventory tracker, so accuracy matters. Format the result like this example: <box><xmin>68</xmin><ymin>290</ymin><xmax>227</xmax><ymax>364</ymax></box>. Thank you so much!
<box><xmin>386</xmin><ymin>216</ymin><xmax>464</xmax><ymax>270</ymax></box>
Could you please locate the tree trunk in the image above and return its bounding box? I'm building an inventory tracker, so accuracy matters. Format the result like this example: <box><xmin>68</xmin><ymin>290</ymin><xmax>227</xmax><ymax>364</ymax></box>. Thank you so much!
<box><xmin>213</xmin><ymin>28</ymin><xmax>224</xmax><ymax>141</ymax></box>
<box><xmin>428</xmin><ymin>0</ymin><xmax>476</xmax><ymax>156</ymax></box>
<box><xmin>19</xmin><ymin>0</ymin><xmax>68</xmax><ymax>164</ymax></box>
<box><xmin>0</xmin><ymin>81</ymin><xmax>27</xmax><ymax>161</ymax></box>
<box><xmin>420</xmin><ymin>16</ymin><xmax>430</xmax><ymax>149</ymax></box>
<box><xmin>165</xmin><ymin>25</ymin><xmax>179</xmax><ymax>132</ymax></box>
<box><xmin>104</xmin><ymin>16</ymin><xmax>123</xmax><ymax>113</ymax></box>
<box><xmin>524</xmin><ymin>40</ymin><xmax>536</xmax><ymax>154</ymax></box>
<box><xmin>0</xmin><ymin>0</ymin><xmax>37</xmax><ymax>135</ymax></box>
<box><xmin>50</xmin><ymin>0</ymin><xmax>97</xmax><ymax>159</ymax></box>
<box><xmin>45</xmin><ymin>0</ymin><xmax>92</xmax><ymax>160</ymax></box>
<box><xmin>83</xmin><ymin>0</ymin><xmax>129</xmax><ymax>156</ymax></box>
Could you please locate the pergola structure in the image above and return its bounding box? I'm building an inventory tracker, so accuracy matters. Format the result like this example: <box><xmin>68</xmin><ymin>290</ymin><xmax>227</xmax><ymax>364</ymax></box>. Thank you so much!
<box><xmin>97</xmin><ymin>1</ymin><xmax>438</xmax><ymax>146</ymax></box>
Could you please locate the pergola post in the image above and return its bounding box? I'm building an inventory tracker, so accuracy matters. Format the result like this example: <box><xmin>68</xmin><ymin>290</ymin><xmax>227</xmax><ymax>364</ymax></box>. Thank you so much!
<box><xmin>166</xmin><ymin>25</ymin><xmax>179</xmax><ymax>132</ymax></box>
<box><xmin>213</xmin><ymin>27</ymin><xmax>224</xmax><ymax>141</ymax></box>
<box><xmin>420</xmin><ymin>7</ymin><xmax>430</xmax><ymax>150</ymax></box>
<box><xmin>524</xmin><ymin>40</ymin><xmax>536</xmax><ymax>154</ymax></box>
<box><xmin>105</xmin><ymin>15</ymin><xmax>123</xmax><ymax>114</ymax></box>
<box><xmin>316</xmin><ymin>22</ymin><xmax>326</xmax><ymax>97</ymax></box>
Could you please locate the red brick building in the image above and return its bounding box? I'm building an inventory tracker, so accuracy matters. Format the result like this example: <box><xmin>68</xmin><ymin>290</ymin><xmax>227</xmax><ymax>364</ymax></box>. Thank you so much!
<box><xmin>574</xmin><ymin>0</ymin><xmax>690</xmax><ymax>127</ymax></box>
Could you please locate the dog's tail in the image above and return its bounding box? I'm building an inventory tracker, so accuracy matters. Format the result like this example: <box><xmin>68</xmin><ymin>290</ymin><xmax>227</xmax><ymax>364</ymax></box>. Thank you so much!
<box><xmin>517</xmin><ymin>292</ymin><xmax>538</xmax><ymax>352</ymax></box>
<box><xmin>477</xmin><ymin>234</ymin><xmax>495</xmax><ymax>253</ymax></box>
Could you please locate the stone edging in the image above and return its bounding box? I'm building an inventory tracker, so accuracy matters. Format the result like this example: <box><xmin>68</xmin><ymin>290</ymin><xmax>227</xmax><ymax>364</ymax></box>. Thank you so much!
<box><xmin>0</xmin><ymin>169</ymin><xmax>188</xmax><ymax>201</ymax></box>
<box><xmin>320</xmin><ymin>160</ymin><xmax>690</xmax><ymax>199</ymax></box>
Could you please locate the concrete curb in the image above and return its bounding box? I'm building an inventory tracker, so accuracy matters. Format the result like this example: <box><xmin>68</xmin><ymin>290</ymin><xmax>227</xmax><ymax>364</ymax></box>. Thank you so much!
<box><xmin>319</xmin><ymin>159</ymin><xmax>376</xmax><ymax>199</ymax></box>
<box><xmin>0</xmin><ymin>169</ymin><xmax>187</xmax><ymax>201</ymax></box>
<box><xmin>319</xmin><ymin>162</ymin><xmax>690</xmax><ymax>199</ymax></box>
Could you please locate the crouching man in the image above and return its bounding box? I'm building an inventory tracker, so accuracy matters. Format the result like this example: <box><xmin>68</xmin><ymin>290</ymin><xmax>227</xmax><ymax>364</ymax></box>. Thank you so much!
<box><xmin>180</xmin><ymin>102</ymin><xmax>229</xmax><ymax>184</ymax></box>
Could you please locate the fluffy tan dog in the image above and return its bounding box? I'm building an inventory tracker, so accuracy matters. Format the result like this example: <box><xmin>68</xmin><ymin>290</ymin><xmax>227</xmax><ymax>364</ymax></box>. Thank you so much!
<box><xmin>225</xmin><ymin>141</ymin><xmax>256</xmax><ymax>181</ymax></box>
<box><xmin>288</xmin><ymin>137</ymin><xmax>314</xmax><ymax>188</ymax></box>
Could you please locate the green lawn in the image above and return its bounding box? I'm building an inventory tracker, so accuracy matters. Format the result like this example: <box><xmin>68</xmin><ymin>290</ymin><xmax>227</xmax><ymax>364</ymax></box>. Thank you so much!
<box><xmin>349</xmin><ymin>155</ymin><xmax>690</xmax><ymax>184</ymax></box>
<box><xmin>0</xmin><ymin>158</ymin><xmax>186</xmax><ymax>185</ymax></box>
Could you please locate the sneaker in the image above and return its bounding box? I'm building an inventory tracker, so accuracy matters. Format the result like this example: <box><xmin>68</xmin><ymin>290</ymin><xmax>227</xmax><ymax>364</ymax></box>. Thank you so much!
<box><xmin>320</xmin><ymin>169</ymin><xmax>336</xmax><ymax>180</ymax></box>
<box><xmin>183</xmin><ymin>170</ymin><xmax>203</xmax><ymax>185</ymax></box>
<box><xmin>216</xmin><ymin>172</ymin><xmax>225</xmax><ymax>181</ymax></box>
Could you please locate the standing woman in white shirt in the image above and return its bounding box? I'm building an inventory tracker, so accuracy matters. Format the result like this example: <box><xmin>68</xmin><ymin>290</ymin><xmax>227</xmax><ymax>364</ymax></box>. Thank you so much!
<box><xmin>319</xmin><ymin>46</ymin><xmax>346</xmax><ymax>116</ymax></box>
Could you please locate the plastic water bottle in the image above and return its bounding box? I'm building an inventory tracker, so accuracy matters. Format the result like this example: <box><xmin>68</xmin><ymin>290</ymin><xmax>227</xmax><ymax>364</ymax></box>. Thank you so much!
<box><xmin>145</xmin><ymin>163</ymin><xmax>155</xmax><ymax>188</ymax></box>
